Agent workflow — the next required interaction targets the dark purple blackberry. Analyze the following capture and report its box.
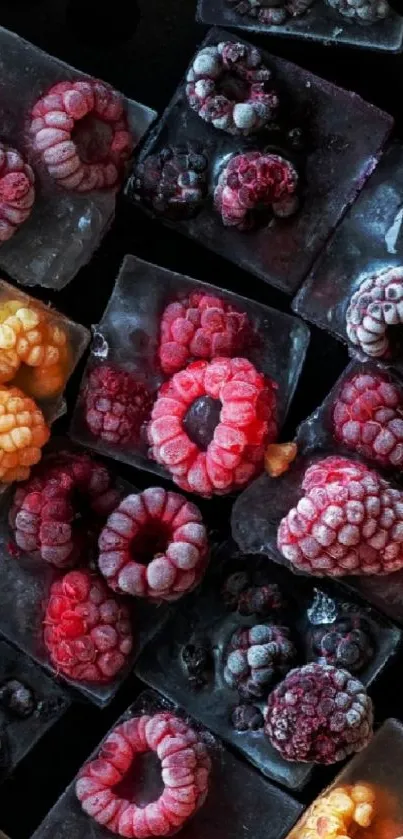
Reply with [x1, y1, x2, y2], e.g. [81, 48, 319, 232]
[183, 396, 222, 451]
[133, 144, 208, 220]
[224, 624, 296, 700]
[309, 615, 375, 675]
[231, 703, 264, 732]
[226, 0, 315, 25]
[0, 679, 36, 718]
[326, 0, 389, 21]
[181, 641, 213, 689]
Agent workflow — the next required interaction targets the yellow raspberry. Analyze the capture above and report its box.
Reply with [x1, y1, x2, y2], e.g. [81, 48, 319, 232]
[327, 791, 355, 820]
[351, 785, 376, 805]
[353, 804, 374, 828]
[0, 385, 49, 482]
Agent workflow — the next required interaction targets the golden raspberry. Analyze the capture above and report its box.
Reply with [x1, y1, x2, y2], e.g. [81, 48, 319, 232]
[0, 386, 50, 482]
[327, 792, 355, 820]
[351, 785, 376, 805]
[0, 302, 70, 398]
[354, 804, 374, 828]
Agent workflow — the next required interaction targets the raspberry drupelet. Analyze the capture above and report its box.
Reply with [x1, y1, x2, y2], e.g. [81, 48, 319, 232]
[30, 79, 132, 192]
[214, 151, 299, 230]
[332, 372, 403, 469]
[148, 357, 277, 497]
[44, 569, 133, 683]
[265, 663, 373, 764]
[76, 711, 211, 837]
[133, 145, 208, 220]
[0, 386, 49, 482]
[309, 615, 375, 675]
[186, 42, 278, 135]
[0, 144, 35, 243]
[224, 623, 296, 699]
[0, 300, 70, 399]
[83, 366, 153, 447]
[98, 487, 209, 601]
[9, 451, 120, 568]
[277, 456, 403, 576]
[159, 292, 253, 376]
[346, 267, 403, 358]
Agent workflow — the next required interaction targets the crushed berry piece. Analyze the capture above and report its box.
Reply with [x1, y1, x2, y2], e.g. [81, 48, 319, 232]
[0, 143, 35, 242]
[133, 144, 208, 219]
[182, 641, 213, 689]
[0, 679, 36, 718]
[231, 703, 264, 731]
[310, 615, 375, 674]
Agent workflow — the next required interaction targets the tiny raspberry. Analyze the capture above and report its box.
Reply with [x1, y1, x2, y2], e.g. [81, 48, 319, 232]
[98, 486, 209, 601]
[346, 267, 403, 358]
[0, 144, 35, 243]
[148, 357, 278, 497]
[277, 456, 403, 576]
[0, 385, 50, 483]
[265, 663, 373, 764]
[9, 451, 120, 568]
[76, 711, 211, 836]
[44, 569, 133, 683]
[309, 615, 375, 674]
[224, 623, 296, 699]
[332, 372, 403, 469]
[83, 365, 153, 446]
[159, 292, 253, 375]
[133, 144, 208, 219]
[214, 151, 299, 230]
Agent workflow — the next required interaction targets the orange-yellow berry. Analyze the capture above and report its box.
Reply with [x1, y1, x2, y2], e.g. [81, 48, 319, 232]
[0, 386, 50, 482]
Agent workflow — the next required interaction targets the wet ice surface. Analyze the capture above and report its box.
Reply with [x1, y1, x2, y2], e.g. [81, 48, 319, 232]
[126, 28, 393, 294]
[0, 25, 156, 289]
[31, 689, 303, 839]
[196, 0, 403, 53]
[135, 550, 400, 790]
[0, 458, 172, 708]
[0, 637, 70, 780]
[70, 253, 309, 481]
[293, 143, 403, 374]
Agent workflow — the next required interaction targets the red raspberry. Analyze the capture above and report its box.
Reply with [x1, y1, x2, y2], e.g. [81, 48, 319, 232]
[148, 357, 277, 497]
[98, 487, 209, 601]
[76, 711, 211, 837]
[159, 292, 252, 375]
[265, 663, 373, 764]
[0, 144, 35, 242]
[9, 451, 120, 568]
[277, 456, 403, 576]
[83, 366, 153, 446]
[332, 372, 403, 468]
[44, 569, 133, 683]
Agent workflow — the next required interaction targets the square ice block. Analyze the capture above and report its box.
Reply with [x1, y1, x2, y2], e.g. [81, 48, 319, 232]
[293, 143, 403, 375]
[0, 637, 70, 782]
[0, 443, 172, 708]
[135, 547, 400, 791]
[69, 253, 309, 483]
[0, 25, 156, 289]
[126, 28, 393, 294]
[31, 689, 303, 839]
[196, 0, 403, 54]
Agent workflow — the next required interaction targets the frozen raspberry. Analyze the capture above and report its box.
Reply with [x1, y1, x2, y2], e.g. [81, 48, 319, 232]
[76, 711, 211, 837]
[346, 267, 403, 358]
[265, 663, 373, 764]
[215, 151, 299, 230]
[98, 487, 209, 601]
[326, 0, 389, 21]
[148, 357, 277, 497]
[83, 365, 153, 446]
[186, 42, 278, 135]
[332, 372, 403, 469]
[0, 386, 49, 483]
[182, 640, 213, 689]
[9, 451, 120, 568]
[44, 569, 133, 683]
[0, 144, 35, 243]
[30, 79, 132, 192]
[277, 456, 403, 576]
[132, 144, 208, 220]
[231, 703, 264, 731]
[309, 615, 375, 674]
[159, 292, 253, 376]
[225, 0, 314, 24]
[224, 623, 296, 699]
[0, 679, 36, 718]
[0, 299, 70, 399]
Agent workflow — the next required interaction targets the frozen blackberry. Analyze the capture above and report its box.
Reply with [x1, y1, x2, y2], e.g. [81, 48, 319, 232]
[231, 703, 264, 731]
[226, 0, 315, 24]
[0, 679, 36, 718]
[133, 144, 208, 220]
[224, 624, 296, 699]
[310, 615, 375, 674]
[182, 640, 213, 689]
[326, 0, 389, 22]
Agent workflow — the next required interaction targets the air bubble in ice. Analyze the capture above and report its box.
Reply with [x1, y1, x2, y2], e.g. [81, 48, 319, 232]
[91, 330, 109, 359]
[307, 589, 337, 625]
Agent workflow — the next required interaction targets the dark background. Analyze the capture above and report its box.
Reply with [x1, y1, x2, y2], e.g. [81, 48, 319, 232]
[0, 1, 402, 836]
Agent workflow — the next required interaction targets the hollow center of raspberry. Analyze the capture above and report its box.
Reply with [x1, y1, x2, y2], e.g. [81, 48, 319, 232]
[72, 114, 113, 164]
[129, 521, 171, 564]
[112, 752, 164, 805]
[183, 396, 222, 450]
[216, 72, 249, 103]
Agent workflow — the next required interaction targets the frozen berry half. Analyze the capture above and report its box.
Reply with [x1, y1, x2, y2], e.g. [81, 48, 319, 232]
[98, 487, 209, 601]
[0, 144, 35, 243]
[83, 365, 153, 447]
[148, 357, 277, 497]
[44, 569, 133, 683]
